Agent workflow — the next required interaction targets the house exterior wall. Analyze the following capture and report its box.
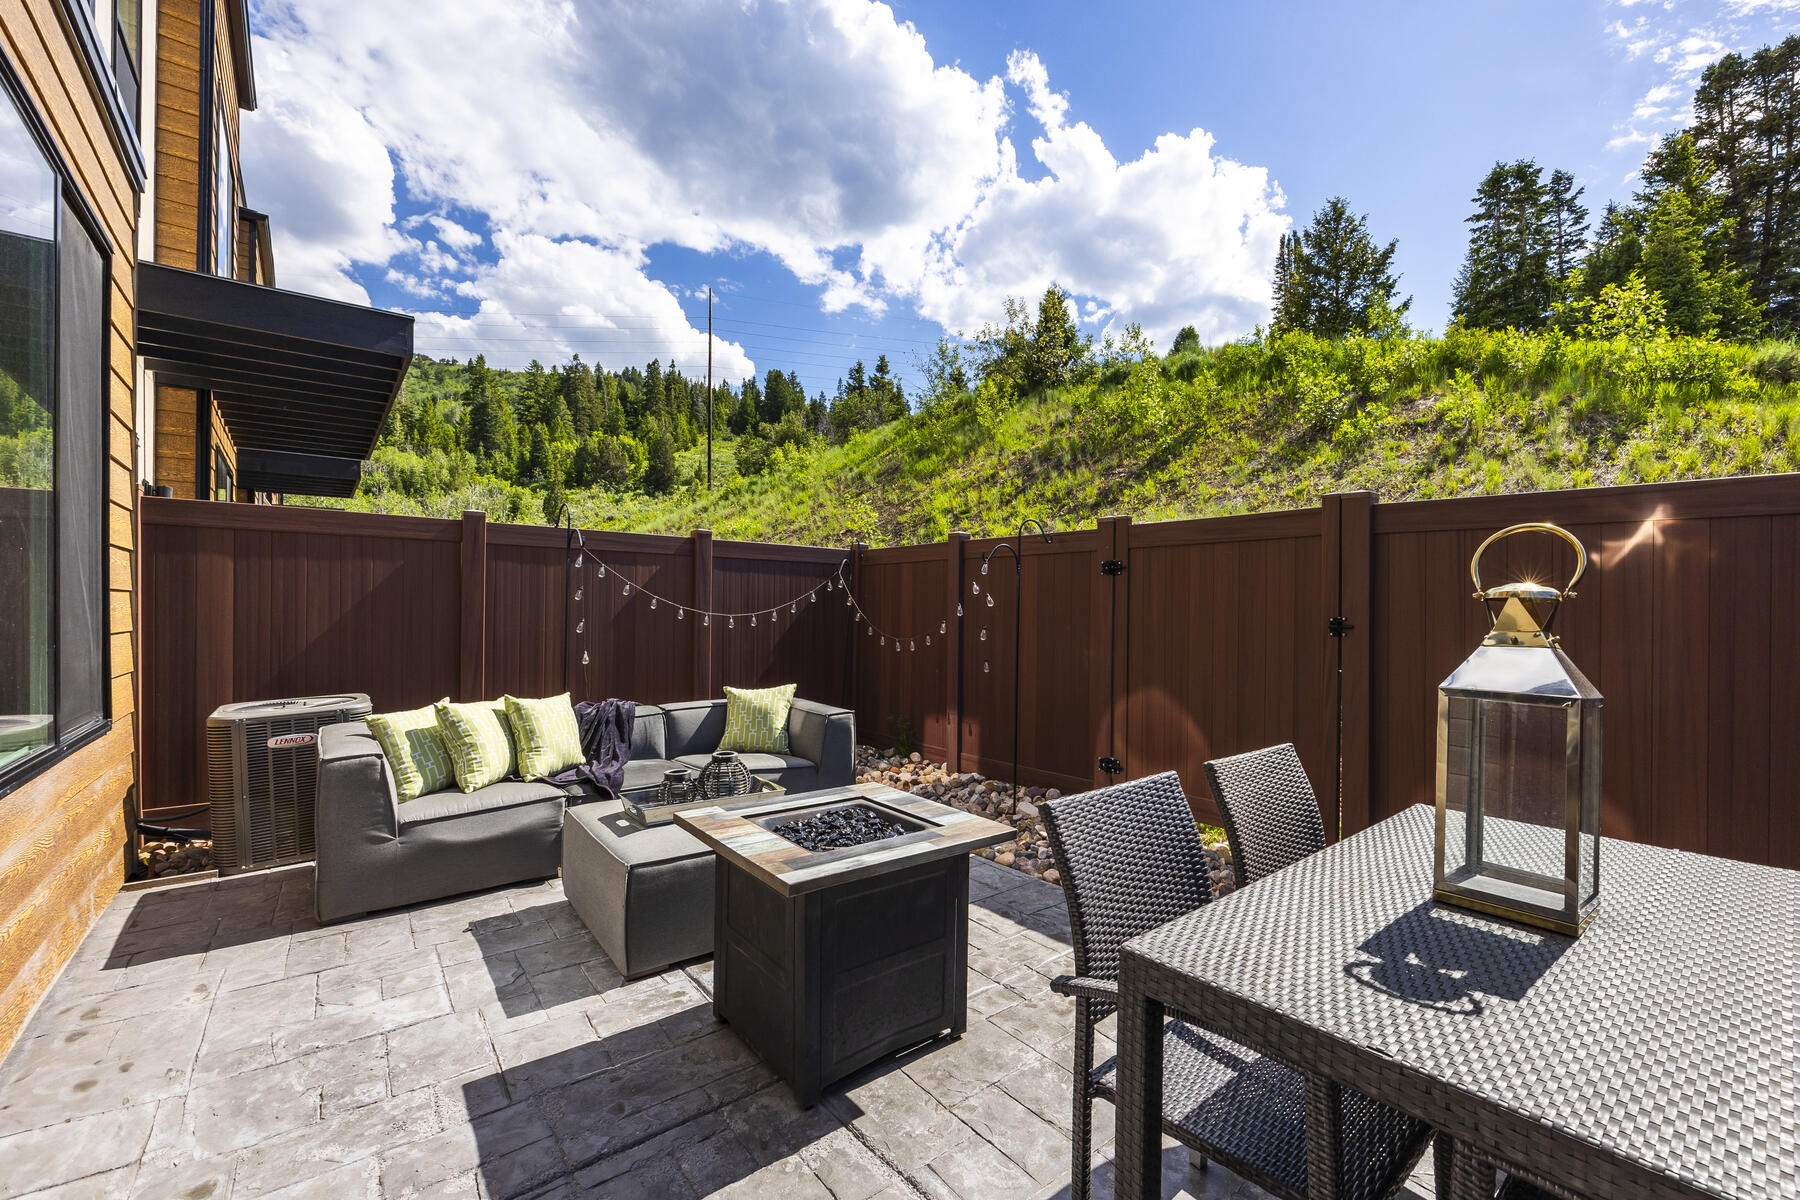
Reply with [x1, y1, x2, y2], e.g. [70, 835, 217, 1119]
[147, 0, 250, 496]
[0, 0, 144, 1057]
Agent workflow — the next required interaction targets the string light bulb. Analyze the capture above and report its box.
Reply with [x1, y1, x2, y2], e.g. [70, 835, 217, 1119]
[574, 588, 583, 601]
[980, 628, 987, 641]
[598, 564, 606, 578]
[940, 621, 947, 635]
[925, 635, 932, 646]
[791, 603, 797, 614]
[650, 598, 657, 610]
[909, 640, 915, 651]
[981, 561, 989, 575]
[728, 617, 735, 628]
[972, 581, 980, 594]
[703, 615, 710, 627]
[750, 614, 756, 626]
[983, 661, 990, 673]
[677, 608, 685, 620]
[957, 603, 964, 618]
[576, 619, 584, 633]
[582, 650, 590, 665]
[622, 583, 631, 597]
[986, 592, 995, 607]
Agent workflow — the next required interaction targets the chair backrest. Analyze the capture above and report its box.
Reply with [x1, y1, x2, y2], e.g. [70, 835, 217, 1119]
[1040, 771, 1213, 984]
[1202, 743, 1326, 889]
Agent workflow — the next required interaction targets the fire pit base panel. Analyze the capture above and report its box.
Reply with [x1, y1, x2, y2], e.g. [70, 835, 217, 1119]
[712, 851, 968, 1107]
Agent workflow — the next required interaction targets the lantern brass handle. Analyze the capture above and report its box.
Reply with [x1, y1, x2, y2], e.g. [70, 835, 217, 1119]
[1469, 522, 1587, 599]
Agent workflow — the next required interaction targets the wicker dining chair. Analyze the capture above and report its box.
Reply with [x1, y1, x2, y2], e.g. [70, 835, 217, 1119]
[1041, 770, 1433, 1200]
[1203, 743, 1328, 890]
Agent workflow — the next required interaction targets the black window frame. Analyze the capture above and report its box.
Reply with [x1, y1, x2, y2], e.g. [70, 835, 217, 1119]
[214, 446, 233, 501]
[0, 50, 117, 800]
[48, 0, 145, 188]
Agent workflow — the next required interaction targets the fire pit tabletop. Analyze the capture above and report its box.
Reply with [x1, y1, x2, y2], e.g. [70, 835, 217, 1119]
[675, 782, 1013, 897]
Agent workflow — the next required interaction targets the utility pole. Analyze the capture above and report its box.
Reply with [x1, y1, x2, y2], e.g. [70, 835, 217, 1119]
[706, 286, 714, 489]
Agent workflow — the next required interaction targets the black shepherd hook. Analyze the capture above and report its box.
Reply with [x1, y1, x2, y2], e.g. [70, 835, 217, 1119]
[980, 519, 1052, 802]
[561, 504, 586, 694]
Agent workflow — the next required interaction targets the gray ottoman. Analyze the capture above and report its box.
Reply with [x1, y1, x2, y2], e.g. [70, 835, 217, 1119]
[562, 800, 714, 978]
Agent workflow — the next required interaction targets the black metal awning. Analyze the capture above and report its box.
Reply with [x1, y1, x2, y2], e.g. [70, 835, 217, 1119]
[136, 262, 413, 497]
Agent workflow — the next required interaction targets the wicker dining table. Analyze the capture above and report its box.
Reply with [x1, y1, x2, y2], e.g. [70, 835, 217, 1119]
[1113, 804, 1800, 1200]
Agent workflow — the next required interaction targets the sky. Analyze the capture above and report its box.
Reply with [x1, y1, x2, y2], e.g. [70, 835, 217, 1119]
[241, 0, 1800, 399]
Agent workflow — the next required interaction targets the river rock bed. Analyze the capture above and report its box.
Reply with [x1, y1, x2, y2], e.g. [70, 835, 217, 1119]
[855, 746, 1234, 896]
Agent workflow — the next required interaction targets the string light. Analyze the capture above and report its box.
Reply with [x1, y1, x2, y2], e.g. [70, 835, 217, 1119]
[566, 546, 969, 662]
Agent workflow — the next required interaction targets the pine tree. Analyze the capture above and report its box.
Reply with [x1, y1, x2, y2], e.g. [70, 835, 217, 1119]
[460, 355, 517, 470]
[1274, 198, 1409, 337]
[1453, 161, 1557, 329]
[1170, 325, 1201, 355]
[1026, 284, 1085, 389]
[642, 430, 677, 494]
[1270, 231, 1303, 333]
[1546, 169, 1590, 281]
[1692, 36, 1800, 328]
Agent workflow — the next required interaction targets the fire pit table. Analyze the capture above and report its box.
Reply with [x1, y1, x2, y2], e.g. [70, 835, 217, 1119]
[676, 782, 1013, 1105]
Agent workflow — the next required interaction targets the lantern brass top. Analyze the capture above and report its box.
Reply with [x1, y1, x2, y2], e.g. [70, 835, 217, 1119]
[1470, 522, 1587, 647]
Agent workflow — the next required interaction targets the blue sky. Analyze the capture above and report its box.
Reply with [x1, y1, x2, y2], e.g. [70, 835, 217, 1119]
[243, 0, 1800, 399]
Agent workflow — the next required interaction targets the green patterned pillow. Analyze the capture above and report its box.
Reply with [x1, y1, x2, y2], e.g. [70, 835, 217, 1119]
[433, 699, 518, 792]
[503, 693, 584, 780]
[718, 683, 796, 755]
[365, 701, 454, 802]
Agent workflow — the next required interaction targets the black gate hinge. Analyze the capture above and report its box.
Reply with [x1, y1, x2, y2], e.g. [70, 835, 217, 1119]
[1098, 756, 1124, 775]
[1100, 559, 1125, 576]
[1327, 615, 1354, 637]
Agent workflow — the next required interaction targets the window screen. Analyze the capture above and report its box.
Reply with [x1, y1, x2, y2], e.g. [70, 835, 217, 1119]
[56, 195, 106, 738]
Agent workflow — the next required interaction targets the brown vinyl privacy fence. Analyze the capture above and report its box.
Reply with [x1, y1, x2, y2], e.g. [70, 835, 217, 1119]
[854, 474, 1800, 869]
[137, 473, 1800, 868]
[138, 499, 850, 824]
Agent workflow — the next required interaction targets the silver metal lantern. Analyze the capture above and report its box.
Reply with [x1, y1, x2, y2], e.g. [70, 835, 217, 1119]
[1434, 523, 1602, 936]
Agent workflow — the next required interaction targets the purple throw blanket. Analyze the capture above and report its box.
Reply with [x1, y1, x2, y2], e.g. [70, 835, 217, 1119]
[545, 698, 634, 799]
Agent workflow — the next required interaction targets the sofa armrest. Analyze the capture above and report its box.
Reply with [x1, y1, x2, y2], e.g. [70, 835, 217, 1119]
[317, 720, 400, 843]
[788, 699, 856, 787]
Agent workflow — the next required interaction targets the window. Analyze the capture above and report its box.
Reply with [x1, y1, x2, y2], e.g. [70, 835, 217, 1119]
[214, 446, 232, 502]
[0, 67, 111, 787]
[86, 0, 141, 128]
[214, 113, 233, 277]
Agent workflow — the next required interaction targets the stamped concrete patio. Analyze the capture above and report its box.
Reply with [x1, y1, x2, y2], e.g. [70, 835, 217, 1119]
[0, 855, 1436, 1200]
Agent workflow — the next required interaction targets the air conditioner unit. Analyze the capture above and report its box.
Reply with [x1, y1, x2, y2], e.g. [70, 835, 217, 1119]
[206, 693, 372, 874]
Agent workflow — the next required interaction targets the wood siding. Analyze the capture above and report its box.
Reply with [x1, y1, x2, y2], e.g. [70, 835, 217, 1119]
[152, 383, 195, 496]
[138, 502, 853, 823]
[0, 0, 141, 1059]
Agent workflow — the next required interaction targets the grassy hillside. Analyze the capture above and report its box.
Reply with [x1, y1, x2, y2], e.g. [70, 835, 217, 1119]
[313, 325, 1800, 546]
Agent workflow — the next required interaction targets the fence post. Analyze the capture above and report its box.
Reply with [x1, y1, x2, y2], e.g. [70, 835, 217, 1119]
[459, 509, 487, 702]
[1322, 491, 1374, 839]
[945, 531, 968, 771]
[692, 529, 713, 699]
[850, 541, 868, 738]
[1091, 515, 1130, 787]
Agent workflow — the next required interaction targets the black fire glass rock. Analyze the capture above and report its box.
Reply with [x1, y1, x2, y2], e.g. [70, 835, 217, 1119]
[769, 804, 908, 851]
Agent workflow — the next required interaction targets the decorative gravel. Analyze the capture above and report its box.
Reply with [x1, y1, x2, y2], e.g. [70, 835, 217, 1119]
[855, 746, 1235, 896]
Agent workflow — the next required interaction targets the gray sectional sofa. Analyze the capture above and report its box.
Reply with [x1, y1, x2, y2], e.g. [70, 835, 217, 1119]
[313, 697, 855, 926]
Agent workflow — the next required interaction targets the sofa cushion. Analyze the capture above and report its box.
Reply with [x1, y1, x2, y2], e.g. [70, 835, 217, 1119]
[365, 702, 454, 802]
[401, 780, 568, 825]
[630, 704, 668, 760]
[621, 757, 683, 794]
[504, 693, 584, 779]
[662, 700, 727, 759]
[435, 699, 517, 792]
[565, 799, 713, 867]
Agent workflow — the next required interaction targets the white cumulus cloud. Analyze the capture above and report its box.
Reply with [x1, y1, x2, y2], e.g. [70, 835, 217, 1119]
[242, 0, 1288, 371]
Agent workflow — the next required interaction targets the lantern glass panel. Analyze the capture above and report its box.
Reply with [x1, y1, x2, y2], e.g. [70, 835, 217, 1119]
[1443, 695, 1574, 894]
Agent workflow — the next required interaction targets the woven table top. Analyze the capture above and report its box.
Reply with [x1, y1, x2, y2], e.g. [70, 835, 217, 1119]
[1123, 805, 1800, 1200]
